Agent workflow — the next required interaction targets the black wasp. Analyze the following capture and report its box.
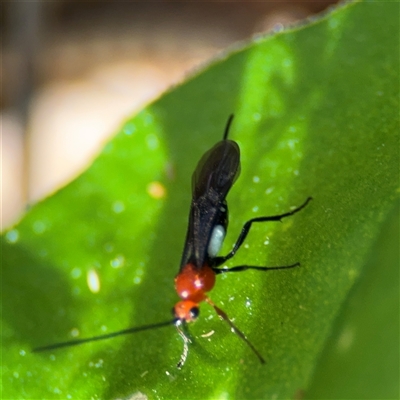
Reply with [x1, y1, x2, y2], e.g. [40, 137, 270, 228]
[34, 115, 311, 368]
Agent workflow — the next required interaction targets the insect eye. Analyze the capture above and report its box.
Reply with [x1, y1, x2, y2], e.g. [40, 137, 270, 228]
[189, 307, 200, 320]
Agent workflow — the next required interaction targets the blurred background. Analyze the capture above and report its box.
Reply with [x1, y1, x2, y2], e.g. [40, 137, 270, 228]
[1, 1, 337, 228]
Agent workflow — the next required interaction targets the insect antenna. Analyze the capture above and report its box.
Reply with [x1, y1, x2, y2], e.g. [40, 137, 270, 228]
[32, 319, 176, 353]
[223, 114, 234, 140]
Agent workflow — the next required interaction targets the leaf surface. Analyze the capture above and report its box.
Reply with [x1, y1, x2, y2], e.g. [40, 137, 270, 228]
[2, 2, 399, 399]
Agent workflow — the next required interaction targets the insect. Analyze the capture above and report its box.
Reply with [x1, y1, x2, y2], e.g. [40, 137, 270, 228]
[33, 115, 311, 368]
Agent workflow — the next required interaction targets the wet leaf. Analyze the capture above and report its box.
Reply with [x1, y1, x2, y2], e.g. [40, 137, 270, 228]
[2, 1, 398, 399]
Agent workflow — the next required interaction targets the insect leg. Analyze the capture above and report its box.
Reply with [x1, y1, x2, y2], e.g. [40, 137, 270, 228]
[212, 197, 312, 267]
[205, 297, 265, 364]
[213, 263, 300, 275]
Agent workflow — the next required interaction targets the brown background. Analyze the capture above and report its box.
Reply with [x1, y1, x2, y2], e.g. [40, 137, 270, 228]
[1, 1, 337, 227]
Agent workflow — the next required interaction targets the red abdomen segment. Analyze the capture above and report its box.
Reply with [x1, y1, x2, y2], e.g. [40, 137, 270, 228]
[174, 264, 216, 322]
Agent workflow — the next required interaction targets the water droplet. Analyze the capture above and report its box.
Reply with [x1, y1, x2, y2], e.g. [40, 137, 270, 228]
[104, 243, 114, 253]
[265, 187, 274, 195]
[144, 113, 154, 126]
[287, 139, 296, 150]
[5, 229, 19, 243]
[283, 58, 292, 67]
[147, 181, 166, 199]
[39, 249, 48, 258]
[328, 18, 339, 29]
[13, 371, 19, 378]
[33, 220, 46, 234]
[112, 201, 125, 214]
[19, 350, 26, 356]
[252, 176, 260, 183]
[70, 328, 79, 337]
[71, 268, 81, 279]
[124, 122, 136, 135]
[252, 206, 259, 213]
[110, 255, 125, 268]
[103, 142, 114, 154]
[72, 286, 81, 296]
[337, 326, 354, 352]
[146, 134, 159, 150]
[87, 269, 100, 293]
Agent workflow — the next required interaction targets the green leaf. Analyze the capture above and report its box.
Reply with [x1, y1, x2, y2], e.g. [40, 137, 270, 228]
[305, 203, 399, 399]
[2, 1, 398, 399]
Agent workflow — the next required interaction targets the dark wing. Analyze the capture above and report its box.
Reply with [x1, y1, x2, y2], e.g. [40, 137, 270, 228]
[192, 140, 241, 199]
[179, 139, 241, 270]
